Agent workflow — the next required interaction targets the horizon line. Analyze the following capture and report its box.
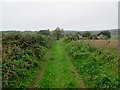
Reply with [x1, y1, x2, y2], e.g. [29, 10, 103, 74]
[0, 28, 118, 32]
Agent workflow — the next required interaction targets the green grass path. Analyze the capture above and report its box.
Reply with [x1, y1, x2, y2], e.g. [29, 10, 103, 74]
[38, 40, 86, 88]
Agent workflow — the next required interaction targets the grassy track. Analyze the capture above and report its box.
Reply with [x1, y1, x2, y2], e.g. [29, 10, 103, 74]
[38, 40, 85, 88]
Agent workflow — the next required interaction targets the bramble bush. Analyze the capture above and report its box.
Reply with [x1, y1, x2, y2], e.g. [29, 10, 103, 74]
[2, 31, 54, 88]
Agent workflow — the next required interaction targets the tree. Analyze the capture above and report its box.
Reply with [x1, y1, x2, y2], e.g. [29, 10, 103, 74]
[76, 32, 82, 35]
[82, 31, 91, 39]
[39, 29, 50, 36]
[92, 34, 97, 39]
[52, 27, 62, 40]
[97, 31, 111, 39]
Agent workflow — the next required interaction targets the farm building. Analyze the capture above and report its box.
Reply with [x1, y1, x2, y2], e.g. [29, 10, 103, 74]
[97, 34, 107, 39]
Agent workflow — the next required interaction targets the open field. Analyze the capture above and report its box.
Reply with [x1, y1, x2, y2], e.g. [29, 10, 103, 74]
[79, 40, 118, 50]
[111, 35, 118, 39]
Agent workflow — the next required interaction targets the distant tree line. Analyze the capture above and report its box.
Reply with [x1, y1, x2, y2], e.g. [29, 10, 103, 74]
[74, 30, 111, 40]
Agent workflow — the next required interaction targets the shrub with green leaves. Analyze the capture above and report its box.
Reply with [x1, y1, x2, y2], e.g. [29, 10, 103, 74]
[2, 31, 53, 88]
[66, 41, 118, 88]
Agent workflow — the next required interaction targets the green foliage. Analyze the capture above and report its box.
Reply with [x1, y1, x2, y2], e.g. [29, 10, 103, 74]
[98, 31, 111, 39]
[63, 34, 77, 43]
[82, 31, 91, 39]
[38, 29, 50, 36]
[92, 34, 98, 39]
[66, 41, 118, 88]
[76, 32, 82, 35]
[52, 27, 63, 40]
[111, 35, 118, 39]
[2, 31, 53, 88]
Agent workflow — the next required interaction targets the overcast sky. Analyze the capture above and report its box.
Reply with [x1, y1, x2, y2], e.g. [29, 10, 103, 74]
[1, 0, 118, 31]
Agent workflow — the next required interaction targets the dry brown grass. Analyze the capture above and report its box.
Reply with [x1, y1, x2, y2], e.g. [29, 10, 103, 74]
[79, 39, 118, 50]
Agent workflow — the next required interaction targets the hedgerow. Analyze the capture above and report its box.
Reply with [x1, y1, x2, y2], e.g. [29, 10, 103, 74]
[2, 31, 53, 88]
[65, 41, 118, 88]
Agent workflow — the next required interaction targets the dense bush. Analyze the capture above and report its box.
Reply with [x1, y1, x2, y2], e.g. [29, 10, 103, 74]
[63, 34, 77, 43]
[2, 31, 53, 88]
[65, 41, 118, 88]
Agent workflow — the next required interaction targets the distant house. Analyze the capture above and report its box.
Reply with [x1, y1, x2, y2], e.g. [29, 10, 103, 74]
[97, 34, 107, 39]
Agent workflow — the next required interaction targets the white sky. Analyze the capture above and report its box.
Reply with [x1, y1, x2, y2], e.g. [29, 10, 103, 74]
[0, 0, 119, 31]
